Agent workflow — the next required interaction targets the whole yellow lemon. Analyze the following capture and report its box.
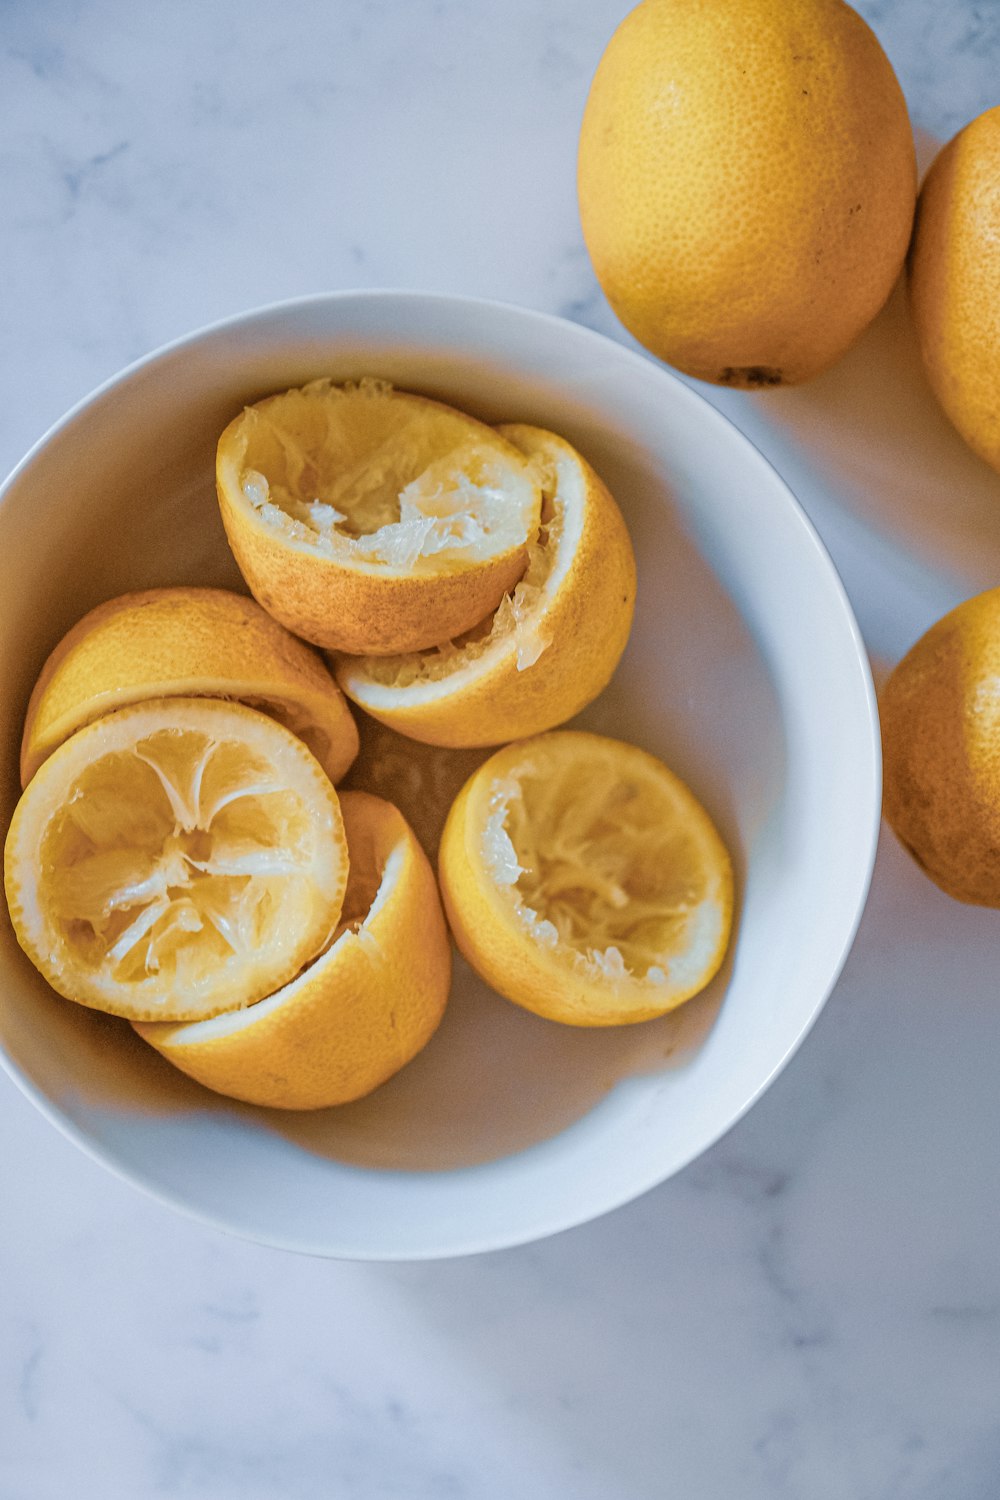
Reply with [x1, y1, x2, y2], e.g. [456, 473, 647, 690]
[577, 0, 916, 387]
[908, 107, 1000, 473]
[881, 587, 1000, 906]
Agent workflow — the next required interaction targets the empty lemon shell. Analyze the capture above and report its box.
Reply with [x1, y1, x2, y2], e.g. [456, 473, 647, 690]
[135, 791, 451, 1109]
[4, 697, 348, 1022]
[216, 377, 542, 655]
[438, 730, 734, 1025]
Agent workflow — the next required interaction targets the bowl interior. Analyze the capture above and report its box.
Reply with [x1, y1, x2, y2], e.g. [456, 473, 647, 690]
[0, 293, 879, 1258]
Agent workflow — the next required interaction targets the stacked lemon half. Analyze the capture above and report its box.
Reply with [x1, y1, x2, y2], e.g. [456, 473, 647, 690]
[3, 377, 734, 1111]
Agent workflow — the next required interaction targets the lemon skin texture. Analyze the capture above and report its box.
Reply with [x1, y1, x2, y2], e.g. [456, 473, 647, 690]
[908, 106, 1000, 474]
[881, 587, 1000, 906]
[578, 0, 916, 386]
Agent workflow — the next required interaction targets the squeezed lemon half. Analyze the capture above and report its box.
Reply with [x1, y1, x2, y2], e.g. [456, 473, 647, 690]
[438, 731, 734, 1025]
[4, 698, 348, 1021]
[216, 378, 542, 655]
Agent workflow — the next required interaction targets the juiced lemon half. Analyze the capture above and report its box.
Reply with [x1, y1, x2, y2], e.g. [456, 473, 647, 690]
[438, 731, 734, 1025]
[19, 586, 359, 788]
[4, 698, 348, 1021]
[216, 378, 541, 655]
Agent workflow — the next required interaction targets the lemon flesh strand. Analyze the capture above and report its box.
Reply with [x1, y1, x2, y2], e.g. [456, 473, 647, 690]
[237, 380, 538, 572]
[42, 728, 323, 990]
[481, 762, 724, 988]
[357, 462, 564, 688]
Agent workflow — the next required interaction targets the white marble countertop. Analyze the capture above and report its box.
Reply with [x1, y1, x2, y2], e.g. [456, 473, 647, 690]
[3, 2, 1000, 1495]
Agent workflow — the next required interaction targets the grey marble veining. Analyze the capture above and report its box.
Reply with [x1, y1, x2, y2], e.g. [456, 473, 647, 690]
[2, 2, 1000, 1496]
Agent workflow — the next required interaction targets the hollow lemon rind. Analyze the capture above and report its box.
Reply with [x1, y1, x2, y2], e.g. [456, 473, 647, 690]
[134, 791, 451, 1108]
[216, 384, 542, 655]
[438, 732, 734, 1027]
[19, 586, 359, 789]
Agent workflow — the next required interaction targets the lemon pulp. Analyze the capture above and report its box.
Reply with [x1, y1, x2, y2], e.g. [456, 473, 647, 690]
[235, 378, 539, 573]
[481, 748, 728, 991]
[43, 728, 325, 990]
[356, 448, 572, 687]
[5, 699, 347, 1019]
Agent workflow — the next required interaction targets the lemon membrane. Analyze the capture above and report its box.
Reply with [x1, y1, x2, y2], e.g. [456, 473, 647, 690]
[133, 792, 451, 1110]
[355, 448, 572, 688]
[437, 732, 733, 1026]
[334, 424, 636, 749]
[4, 699, 348, 1021]
[479, 748, 729, 990]
[145, 817, 399, 1050]
[231, 378, 540, 574]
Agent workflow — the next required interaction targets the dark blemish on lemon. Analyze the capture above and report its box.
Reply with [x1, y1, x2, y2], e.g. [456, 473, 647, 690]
[718, 366, 785, 387]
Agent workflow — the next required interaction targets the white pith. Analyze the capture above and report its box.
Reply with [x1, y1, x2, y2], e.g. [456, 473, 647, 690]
[229, 378, 539, 575]
[340, 446, 582, 703]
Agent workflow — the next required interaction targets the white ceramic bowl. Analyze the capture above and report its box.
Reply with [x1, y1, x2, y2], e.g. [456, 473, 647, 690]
[0, 292, 880, 1259]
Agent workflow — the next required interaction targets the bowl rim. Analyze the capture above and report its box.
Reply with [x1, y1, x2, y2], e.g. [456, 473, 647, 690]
[0, 287, 882, 1260]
